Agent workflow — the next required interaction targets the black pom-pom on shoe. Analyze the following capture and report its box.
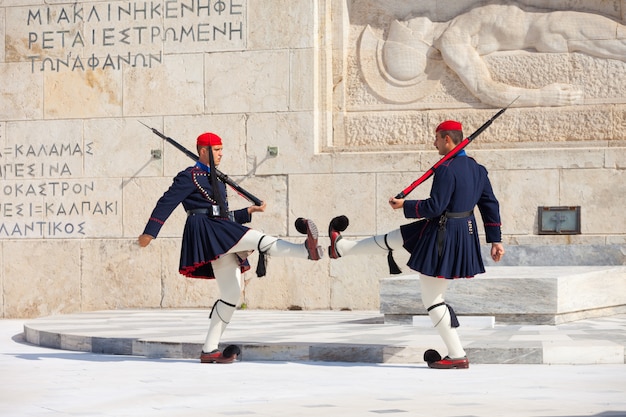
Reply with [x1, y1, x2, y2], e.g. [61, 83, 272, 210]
[330, 215, 349, 232]
[423, 349, 442, 364]
[223, 344, 241, 359]
[295, 217, 308, 234]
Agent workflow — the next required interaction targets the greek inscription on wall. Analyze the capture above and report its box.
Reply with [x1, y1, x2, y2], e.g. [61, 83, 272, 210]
[6, 0, 246, 72]
[0, 122, 117, 238]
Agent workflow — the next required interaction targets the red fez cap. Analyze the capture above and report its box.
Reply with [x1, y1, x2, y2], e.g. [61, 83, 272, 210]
[196, 132, 222, 147]
[436, 120, 463, 132]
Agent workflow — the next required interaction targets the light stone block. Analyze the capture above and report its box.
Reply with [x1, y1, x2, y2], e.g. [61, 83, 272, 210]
[288, 173, 377, 236]
[542, 340, 624, 365]
[3, 240, 81, 318]
[242, 252, 331, 310]
[247, 112, 332, 175]
[160, 239, 219, 309]
[0, 7, 4, 62]
[123, 54, 205, 116]
[376, 172, 432, 234]
[606, 147, 626, 169]
[204, 50, 290, 114]
[0, 62, 43, 120]
[43, 69, 123, 119]
[290, 48, 314, 112]
[85, 117, 163, 178]
[0, 242, 4, 316]
[507, 148, 606, 170]
[562, 169, 626, 234]
[248, 0, 313, 50]
[329, 254, 389, 311]
[81, 239, 162, 310]
[558, 268, 626, 312]
[122, 177, 184, 239]
[490, 169, 560, 235]
[226, 175, 288, 236]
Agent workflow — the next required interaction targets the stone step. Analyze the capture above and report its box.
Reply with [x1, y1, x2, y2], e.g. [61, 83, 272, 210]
[380, 266, 626, 325]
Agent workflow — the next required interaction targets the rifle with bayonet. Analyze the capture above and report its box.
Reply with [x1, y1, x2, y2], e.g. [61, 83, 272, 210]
[139, 121, 263, 206]
[395, 97, 518, 199]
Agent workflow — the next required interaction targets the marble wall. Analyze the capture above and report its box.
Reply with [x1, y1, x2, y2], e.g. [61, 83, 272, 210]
[0, 0, 624, 318]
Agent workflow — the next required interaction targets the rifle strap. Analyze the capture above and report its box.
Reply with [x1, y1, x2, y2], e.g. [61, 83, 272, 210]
[208, 146, 228, 217]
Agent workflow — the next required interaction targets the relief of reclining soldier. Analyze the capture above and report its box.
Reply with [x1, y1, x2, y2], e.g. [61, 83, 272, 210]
[359, 3, 626, 108]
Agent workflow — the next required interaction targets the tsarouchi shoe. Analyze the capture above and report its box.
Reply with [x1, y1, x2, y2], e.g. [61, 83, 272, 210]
[299, 218, 323, 260]
[328, 215, 349, 259]
[427, 356, 469, 369]
[200, 347, 238, 364]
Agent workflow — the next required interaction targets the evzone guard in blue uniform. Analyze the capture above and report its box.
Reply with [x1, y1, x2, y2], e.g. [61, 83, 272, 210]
[328, 120, 505, 369]
[138, 132, 323, 364]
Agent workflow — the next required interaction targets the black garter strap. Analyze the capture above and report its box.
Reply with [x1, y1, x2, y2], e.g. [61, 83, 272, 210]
[427, 302, 460, 328]
[210, 299, 237, 324]
[384, 234, 402, 275]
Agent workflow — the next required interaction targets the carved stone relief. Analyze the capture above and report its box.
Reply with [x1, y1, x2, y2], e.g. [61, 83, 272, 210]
[331, 1, 626, 150]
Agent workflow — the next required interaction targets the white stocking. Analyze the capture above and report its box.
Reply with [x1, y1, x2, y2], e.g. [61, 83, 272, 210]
[420, 274, 466, 359]
[335, 228, 403, 257]
[229, 229, 309, 259]
[202, 254, 242, 353]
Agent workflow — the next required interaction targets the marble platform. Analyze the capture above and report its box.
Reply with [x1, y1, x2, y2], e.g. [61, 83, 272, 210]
[21, 309, 626, 365]
[380, 266, 626, 325]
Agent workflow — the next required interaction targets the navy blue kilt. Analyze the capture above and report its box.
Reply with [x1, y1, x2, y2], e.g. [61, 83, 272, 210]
[400, 215, 485, 279]
[179, 216, 251, 279]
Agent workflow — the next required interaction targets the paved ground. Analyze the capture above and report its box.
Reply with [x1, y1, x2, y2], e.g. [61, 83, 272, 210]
[2, 311, 626, 416]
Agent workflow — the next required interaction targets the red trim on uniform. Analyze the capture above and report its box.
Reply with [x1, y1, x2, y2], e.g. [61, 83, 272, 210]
[437, 275, 475, 279]
[149, 217, 165, 225]
[179, 260, 251, 279]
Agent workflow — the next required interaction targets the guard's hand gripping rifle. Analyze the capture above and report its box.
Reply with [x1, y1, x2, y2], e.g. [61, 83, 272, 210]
[139, 121, 263, 206]
[395, 97, 518, 199]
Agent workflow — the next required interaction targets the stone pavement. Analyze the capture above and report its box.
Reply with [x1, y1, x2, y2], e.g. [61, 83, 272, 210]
[1, 315, 626, 417]
[20, 309, 626, 365]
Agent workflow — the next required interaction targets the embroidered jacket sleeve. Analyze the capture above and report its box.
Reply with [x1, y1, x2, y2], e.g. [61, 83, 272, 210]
[476, 166, 502, 243]
[232, 207, 251, 224]
[402, 162, 454, 219]
[142, 170, 195, 238]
